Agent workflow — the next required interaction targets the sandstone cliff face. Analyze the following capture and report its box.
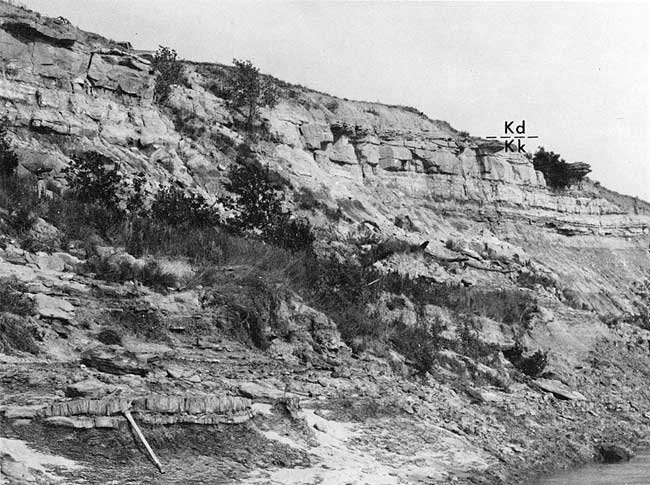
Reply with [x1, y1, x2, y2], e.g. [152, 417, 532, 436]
[1, 1, 649, 317]
[2, 2, 645, 230]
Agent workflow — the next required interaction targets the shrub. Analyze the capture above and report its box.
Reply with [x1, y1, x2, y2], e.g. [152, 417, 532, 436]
[126, 171, 147, 216]
[0, 176, 44, 235]
[0, 313, 39, 354]
[267, 218, 314, 253]
[151, 45, 184, 103]
[222, 155, 313, 252]
[456, 315, 498, 362]
[64, 151, 124, 213]
[325, 99, 339, 111]
[0, 124, 18, 181]
[533, 147, 591, 189]
[109, 303, 167, 341]
[97, 328, 122, 345]
[45, 197, 118, 245]
[0, 278, 33, 316]
[226, 59, 279, 130]
[150, 184, 219, 228]
[200, 275, 286, 349]
[503, 342, 548, 377]
[458, 130, 470, 139]
[390, 321, 438, 376]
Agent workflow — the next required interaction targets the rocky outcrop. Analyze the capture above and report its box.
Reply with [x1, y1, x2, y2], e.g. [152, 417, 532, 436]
[0, 1, 646, 239]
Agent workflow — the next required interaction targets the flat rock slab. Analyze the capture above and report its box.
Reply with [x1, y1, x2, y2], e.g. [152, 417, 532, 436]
[80, 345, 150, 376]
[534, 378, 587, 401]
[65, 378, 119, 398]
[33, 253, 65, 272]
[32, 293, 75, 321]
[239, 382, 299, 402]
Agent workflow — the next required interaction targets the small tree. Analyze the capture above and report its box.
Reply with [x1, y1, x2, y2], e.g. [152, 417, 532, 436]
[151, 45, 183, 103]
[223, 162, 284, 235]
[533, 147, 591, 189]
[227, 59, 279, 130]
[0, 125, 18, 181]
[64, 151, 124, 212]
[222, 150, 313, 251]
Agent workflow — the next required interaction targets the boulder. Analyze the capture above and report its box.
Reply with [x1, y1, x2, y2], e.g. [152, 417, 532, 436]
[300, 123, 333, 149]
[53, 252, 82, 269]
[32, 293, 75, 321]
[356, 142, 380, 166]
[378, 145, 412, 171]
[328, 136, 358, 165]
[534, 378, 587, 401]
[566, 162, 592, 180]
[425, 150, 462, 175]
[26, 218, 61, 250]
[275, 294, 345, 351]
[80, 345, 150, 376]
[65, 378, 117, 398]
[34, 252, 65, 272]
[0, 457, 37, 483]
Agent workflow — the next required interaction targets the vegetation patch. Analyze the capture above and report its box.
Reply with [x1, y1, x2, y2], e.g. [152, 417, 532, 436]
[503, 342, 548, 377]
[533, 147, 591, 189]
[107, 302, 167, 342]
[151, 45, 184, 103]
[0, 313, 39, 354]
[0, 278, 34, 316]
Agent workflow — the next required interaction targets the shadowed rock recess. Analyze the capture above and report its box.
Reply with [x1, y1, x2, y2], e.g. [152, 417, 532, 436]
[1, 2, 650, 484]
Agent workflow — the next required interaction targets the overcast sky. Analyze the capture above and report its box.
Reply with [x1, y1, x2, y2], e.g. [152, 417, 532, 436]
[21, 0, 650, 201]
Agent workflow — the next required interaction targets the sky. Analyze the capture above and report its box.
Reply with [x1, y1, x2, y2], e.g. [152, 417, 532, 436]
[21, 0, 650, 201]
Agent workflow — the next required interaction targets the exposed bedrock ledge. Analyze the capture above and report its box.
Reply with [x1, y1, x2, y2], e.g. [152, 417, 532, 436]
[1, 19, 76, 47]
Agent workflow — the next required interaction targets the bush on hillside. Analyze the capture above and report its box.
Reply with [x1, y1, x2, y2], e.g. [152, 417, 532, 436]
[503, 342, 548, 377]
[0, 175, 44, 235]
[0, 314, 39, 355]
[151, 45, 184, 103]
[222, 153, 314, 252]
[61, 151, 126, 239]
[150, 184, 219, 228]
[533, 147, 591, 189]
[390, 321, 439, 376]
[0, 124, 18, 181]
[225, 59, 279, 130]
[64, 151, 124, 212]
[0, 278, 34, 316]
[108, 303, 167, 341]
